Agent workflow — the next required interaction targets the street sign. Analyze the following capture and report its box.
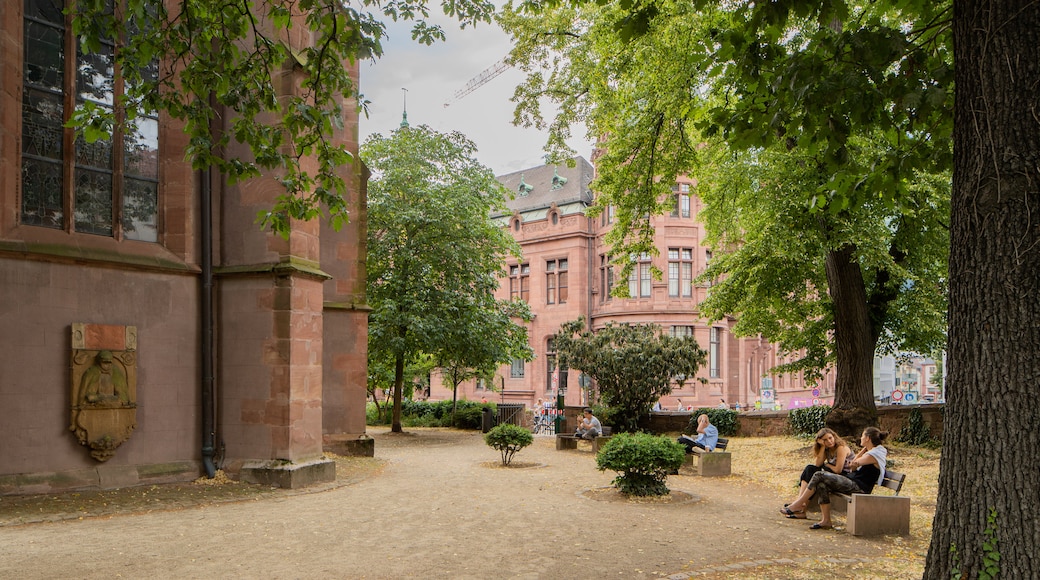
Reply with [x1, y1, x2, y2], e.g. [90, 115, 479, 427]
[904, 392, 917, 403]
[812, 388, 820, 397]
[891, 390, 904, 402]
[812, 398, 821, 406]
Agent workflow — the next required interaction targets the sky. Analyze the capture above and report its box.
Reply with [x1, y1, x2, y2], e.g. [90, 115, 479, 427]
[358, 14, 595, 176]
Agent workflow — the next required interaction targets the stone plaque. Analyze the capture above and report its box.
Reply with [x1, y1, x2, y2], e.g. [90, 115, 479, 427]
[69, 324, 138, 461]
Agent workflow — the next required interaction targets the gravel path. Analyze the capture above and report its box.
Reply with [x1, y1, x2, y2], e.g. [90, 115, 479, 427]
[0, 428, 893, 579]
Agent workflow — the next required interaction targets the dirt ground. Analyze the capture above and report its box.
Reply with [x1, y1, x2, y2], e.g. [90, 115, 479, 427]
[0, 428, 923, 579]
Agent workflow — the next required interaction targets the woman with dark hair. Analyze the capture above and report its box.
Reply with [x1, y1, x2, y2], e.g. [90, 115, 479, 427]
[780, 427, 889, 530]
[781, 428, 852, 519]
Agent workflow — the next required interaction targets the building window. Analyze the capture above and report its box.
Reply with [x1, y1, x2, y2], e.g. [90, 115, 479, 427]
[509, 263, 530, 302]
[546, 258, 568, 304]
[599, 254, 614, 302]
[668, 248, 694, 297]
[22, 0, 159, 240]
[671, 325, 694, 338]
[511, 358, 525, 378]
[710, 327, 721, 378]
[475, 378, 486, 390]
[513, 219, 521, 231]
[546, 336, 569, 393]
[601, 204, 615, 226]
[703, 249, 714, 287]
[551, 212, 559, 225]
[628, 253, 652, 298]
[670, 184, 691, 218]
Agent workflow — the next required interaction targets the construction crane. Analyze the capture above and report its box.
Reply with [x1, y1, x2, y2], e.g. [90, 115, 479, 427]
[442, 58, 510, 108]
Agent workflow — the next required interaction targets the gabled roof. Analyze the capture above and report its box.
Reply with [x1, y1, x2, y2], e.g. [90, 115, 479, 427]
[495, 156, 595, 217]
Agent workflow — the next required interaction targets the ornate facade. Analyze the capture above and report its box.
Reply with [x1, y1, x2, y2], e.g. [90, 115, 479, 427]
[432, 157, 835, 411]
[1, 2, 369, 494]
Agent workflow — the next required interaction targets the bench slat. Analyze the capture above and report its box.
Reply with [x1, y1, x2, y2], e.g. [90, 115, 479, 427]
[881, 470, 906, 495]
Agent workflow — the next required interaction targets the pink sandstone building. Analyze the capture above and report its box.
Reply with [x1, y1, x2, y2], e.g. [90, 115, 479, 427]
[1, 2, 370, 494]
[432, 157, 835, 412]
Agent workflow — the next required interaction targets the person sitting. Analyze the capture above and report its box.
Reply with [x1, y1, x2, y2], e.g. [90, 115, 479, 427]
[677, 413, 719, 453]
[781, 428, 852, 519]
[575, 408, 602, 439]
[780, 427, 889, 530]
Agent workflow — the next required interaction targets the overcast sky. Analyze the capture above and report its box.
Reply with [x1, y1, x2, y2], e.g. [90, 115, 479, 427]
[358, 14, 595, 176]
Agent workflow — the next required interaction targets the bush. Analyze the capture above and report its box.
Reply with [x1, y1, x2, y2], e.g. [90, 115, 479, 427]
[686, 408, 738, 436]
[484, 424, 534, 465]
[596, 433, 686, 496]
[365, 399, 492, 430]
[789, 405, 831, 437]
[895, 407, 935, 446]
[452, 402, 491, 430]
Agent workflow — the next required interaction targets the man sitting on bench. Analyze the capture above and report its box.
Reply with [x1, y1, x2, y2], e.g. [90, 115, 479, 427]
[575, 408, 602, 440]
[677, 414, 718, 453]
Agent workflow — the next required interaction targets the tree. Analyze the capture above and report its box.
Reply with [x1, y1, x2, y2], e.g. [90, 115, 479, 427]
[366, 349, 434, 422]
[695, 141, 949, 433]
[499, 0, 953, 434]
[922, 1, 1040, 578]
[507, 0, 1040, 576]
[70, 0, 496, 236]
[435, 296, 533, 421]
[554, 318, 706, 433]
[362, 124, 531, 433]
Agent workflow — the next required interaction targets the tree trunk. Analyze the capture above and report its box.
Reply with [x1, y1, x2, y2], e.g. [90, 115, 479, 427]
[823, 244, 878, 436]
[924, 1, 1040, 577]
[392, 353, 405, 433]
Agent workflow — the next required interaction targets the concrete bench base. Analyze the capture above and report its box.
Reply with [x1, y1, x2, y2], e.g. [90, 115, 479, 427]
[839, 493, 911, 536]
[555, 434, 613, 452]
[683, 451, 732, 476]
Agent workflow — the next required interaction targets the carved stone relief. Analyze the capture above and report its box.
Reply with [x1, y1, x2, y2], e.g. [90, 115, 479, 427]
[69, 324, 138, 461]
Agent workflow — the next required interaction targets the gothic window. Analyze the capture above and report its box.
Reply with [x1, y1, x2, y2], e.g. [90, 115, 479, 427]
[22, 0, 159, 241]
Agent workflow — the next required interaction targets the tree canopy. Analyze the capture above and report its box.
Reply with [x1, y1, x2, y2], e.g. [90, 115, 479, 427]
[70, 0, 496, 235]
[362, 124, 532, 432]
[554, 318, 706, 433]
[499, 0, 953, 432]
[503, 0, 1040, 577]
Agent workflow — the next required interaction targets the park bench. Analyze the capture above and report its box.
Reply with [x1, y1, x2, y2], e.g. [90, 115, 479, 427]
[831, 470, 910, 536]
[682, 437, 731, 476]
[804, 469, 910, 536]
[556, 426, 613, 452]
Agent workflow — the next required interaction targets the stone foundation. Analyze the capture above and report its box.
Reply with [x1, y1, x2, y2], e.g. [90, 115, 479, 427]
[239, 458, 336, 489]
[323, 435, 375, 457]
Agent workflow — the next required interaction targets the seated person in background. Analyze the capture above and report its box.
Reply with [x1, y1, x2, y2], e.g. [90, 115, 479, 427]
[781, 428, 852, 519]
[677, 414, 719, 453]
[575, 408, 602, 439]
[780, 427, 889, 530]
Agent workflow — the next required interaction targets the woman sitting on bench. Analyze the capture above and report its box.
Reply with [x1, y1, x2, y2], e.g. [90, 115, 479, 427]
[780, 427, 889, 530]
[782, 428, 852, 518]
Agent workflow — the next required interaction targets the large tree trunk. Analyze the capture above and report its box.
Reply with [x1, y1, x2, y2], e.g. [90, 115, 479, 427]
[924, 1, 1040, 578]
[823, 244, 878, 436]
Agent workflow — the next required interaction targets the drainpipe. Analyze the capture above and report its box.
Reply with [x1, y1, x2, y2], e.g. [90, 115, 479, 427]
[200, 164, 216, 478]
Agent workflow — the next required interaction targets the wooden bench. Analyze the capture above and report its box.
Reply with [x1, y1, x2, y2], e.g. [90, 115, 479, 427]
[683, 437, 731, 476]
[813, 470, 910, 536]
[556, 426, 613, 452]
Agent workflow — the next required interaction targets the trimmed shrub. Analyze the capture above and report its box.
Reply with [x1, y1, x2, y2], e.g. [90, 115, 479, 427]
[484, 423, 534, 465]
[596, 433, 686, 496]
[686, 408, 738, 436]
[789, 405, 831, 437]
